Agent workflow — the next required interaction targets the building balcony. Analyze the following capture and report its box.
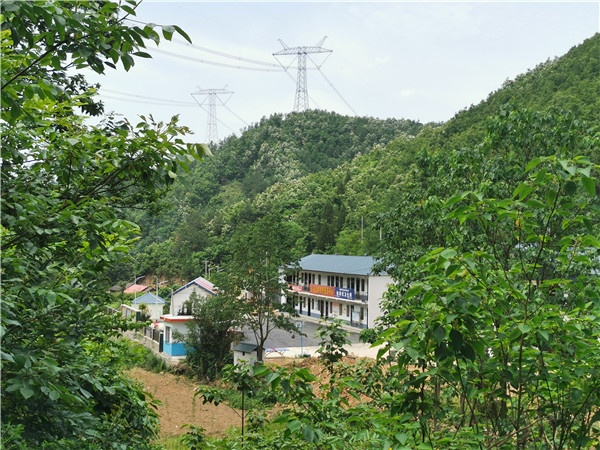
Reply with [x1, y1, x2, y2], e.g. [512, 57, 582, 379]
[288, 284, 368, 303]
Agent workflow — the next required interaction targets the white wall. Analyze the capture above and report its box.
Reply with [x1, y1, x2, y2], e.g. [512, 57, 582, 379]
[164, 321, 189, 343]
[233, 350, 258, 365]
[147, 303, 164, 321]
[367, 275, 394, 329]
[170, 285, 213, 315]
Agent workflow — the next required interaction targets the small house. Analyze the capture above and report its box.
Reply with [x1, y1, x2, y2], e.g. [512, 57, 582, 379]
[131, 292, 166, 322]
[233, 342, 258, 365]
[160, 276, 218, 357]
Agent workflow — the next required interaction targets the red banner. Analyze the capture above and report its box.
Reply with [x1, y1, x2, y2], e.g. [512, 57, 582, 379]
[309, 284, 335, 297]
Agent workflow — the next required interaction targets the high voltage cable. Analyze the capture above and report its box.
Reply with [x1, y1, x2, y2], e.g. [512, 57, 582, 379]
[314, 65, 357, 115]
[99, 93, 198, 107]
[219, 100, 249, 127]
[101, 93, 241, 134]
[147, 47, 284, 72]
[172, 38, 281, 68]
[121, 17, 350, 117]
[125, 18, 310, 71]
[101, 88, 197, 105]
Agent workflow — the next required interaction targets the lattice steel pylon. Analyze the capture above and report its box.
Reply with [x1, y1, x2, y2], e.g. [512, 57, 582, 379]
[273, 36, 332, 112]
[191, 86, 234, 144]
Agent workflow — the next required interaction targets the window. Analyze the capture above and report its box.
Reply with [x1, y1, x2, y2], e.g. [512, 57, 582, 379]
[165, 326, 171, 343]
[362, 279, 366, 291]
[318, 274, 321, 284]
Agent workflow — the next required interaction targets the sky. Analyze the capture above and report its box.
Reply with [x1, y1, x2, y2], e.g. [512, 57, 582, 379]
[85, 1, 600, 143]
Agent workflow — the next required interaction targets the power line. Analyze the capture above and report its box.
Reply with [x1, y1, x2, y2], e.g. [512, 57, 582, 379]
[147, 47, 283, 72]
[172, 38, 281, 68]
[101, 88, 197, 105]
[98, 93, 197, 107]
[314, 65, 357, 116]
[219, 100, 249, 127]
[125, 18, 311, 72]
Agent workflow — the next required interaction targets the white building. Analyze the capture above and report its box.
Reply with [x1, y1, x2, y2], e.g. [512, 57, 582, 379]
[160, 276, 217, 357]
[131, 292, 166, 322]
[283, 254, 393, 329]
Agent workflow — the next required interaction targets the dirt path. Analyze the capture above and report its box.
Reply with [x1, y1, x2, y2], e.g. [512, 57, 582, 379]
[128, 368, 242, 437]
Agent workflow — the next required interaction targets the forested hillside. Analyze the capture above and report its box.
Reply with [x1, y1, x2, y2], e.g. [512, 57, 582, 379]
[195, 33, 599, 447]
[3, 1, 597, 446]
[123, 111, 426, 280]
[121, 33, 599, 284]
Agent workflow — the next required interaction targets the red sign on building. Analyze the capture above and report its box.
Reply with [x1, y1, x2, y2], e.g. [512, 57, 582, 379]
[309, 284, 335, 297]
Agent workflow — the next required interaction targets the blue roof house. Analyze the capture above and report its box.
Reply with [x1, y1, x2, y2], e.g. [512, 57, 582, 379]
[131, 292, 166, 322]
[160, 276, 218, 357]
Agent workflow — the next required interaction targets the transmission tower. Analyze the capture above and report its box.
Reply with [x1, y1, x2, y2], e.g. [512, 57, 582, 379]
[273, 36, 332, 112]
[191, 86, 234, 143]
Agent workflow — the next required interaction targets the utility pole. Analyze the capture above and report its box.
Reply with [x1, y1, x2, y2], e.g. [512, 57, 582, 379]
[191, 86, 234, 144]
[133, 275, 145, 300]
[273, 36, 332, 112]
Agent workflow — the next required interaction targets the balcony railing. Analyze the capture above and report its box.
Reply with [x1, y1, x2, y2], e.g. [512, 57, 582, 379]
[290, 284, 368, 302]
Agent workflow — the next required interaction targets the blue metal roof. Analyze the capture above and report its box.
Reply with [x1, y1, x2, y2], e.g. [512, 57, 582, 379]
[297, 254, 385, 276]
[131, 292, 166, 305]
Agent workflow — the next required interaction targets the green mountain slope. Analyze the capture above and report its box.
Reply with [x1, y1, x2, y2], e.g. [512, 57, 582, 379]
[122, 33, 599, 282]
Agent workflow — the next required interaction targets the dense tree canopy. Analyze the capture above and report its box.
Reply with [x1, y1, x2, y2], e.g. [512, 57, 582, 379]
[119, 35, 599, 284]
[1, 1, 206, 447]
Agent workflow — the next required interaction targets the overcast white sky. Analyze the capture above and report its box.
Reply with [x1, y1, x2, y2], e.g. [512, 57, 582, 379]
[85, 1, 599, 143]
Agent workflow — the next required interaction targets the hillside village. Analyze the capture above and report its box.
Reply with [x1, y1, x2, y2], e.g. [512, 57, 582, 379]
[2, 1, 598, 448]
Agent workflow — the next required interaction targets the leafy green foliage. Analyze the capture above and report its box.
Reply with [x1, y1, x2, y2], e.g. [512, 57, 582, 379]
[195, 106, 599, 449]
[316, 319, 351, 369]
[228, 212, 303, 362]
[183, 290, 243, 379]
[1, 2, 204, 447]
[121, 111, 426, 279]
[374, 106, 600, 448]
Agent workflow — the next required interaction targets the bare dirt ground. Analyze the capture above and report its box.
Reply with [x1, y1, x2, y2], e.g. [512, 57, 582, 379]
[128, 356, 371, 439]
[128, 368, 242, 437]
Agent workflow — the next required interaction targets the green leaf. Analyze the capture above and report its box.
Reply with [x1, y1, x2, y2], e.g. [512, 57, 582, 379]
[405, 284, 423, 299]
[121, 53, 134, 71]
[432, 325, 446, 344]
[174, 25, 192, 43]
[563, 180, 577, 195]
[302, 424, 315, 443]
[545, 189, 557, 207]
[252, 364, 269, 377]
[582, 176, 595, 196]
[518, 323, 532, 335]
[20, 385, 34, 399]
[161, 25, 174, 40]
[440, 248, 457, 260]
[444, 192, 466, 208]
[121, 4, 136, 15]
[288, 419, 302, 432]
[449, 329, 463, 351]
[525, 157, 542, 172]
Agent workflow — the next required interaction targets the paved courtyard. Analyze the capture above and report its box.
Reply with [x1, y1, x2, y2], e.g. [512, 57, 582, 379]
[239, 317, 382, 359]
